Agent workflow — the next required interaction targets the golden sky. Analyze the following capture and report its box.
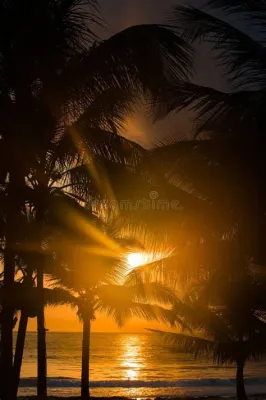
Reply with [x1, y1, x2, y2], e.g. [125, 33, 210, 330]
[25, 306, 164, 333]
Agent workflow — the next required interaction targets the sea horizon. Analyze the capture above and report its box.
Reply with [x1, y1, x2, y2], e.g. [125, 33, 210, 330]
[17, 332, 266, 398]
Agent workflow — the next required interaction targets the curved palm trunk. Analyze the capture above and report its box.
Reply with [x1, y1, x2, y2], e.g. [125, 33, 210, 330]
[37, 267, 47, 398]
[81, 313, 91, 399]
[236, 362, 247, 400]
[13, 310, 28, 397]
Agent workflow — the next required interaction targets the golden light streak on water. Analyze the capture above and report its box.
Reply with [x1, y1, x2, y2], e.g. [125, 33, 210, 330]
[121, 335, 145, 381]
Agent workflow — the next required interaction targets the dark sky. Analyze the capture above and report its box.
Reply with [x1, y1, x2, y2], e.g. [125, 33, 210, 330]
[100, 0, 175, 34]
[95, 0, 224, 146]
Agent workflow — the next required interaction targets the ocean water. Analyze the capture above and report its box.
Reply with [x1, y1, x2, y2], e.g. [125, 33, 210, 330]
[17, 332, 266, 398]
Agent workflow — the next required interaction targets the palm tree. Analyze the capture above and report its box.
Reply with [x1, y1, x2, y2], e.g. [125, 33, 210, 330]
[0, 1, 192, 397]
[152, 300, 266, 400]
[155, 2, 266, 259]
[24, 127, 159, 396]
[0, 273, 76, 397]
[148, 2, 266, 266]
[0, 195, 78, 398]
[151, 239, 266, 400]
[48, 212, 177, 399]
[12, 283, 76, 398]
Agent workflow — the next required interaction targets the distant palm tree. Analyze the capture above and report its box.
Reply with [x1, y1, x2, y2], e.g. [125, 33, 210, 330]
[152, 280, 266, 400]
[152, 301, 266, 400]
[49, 217, 176, 399]
[0, 1, 192, 397]
[151, 244, 266, 400]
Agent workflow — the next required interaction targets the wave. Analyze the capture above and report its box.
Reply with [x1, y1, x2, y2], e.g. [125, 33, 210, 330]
[19, 377, 266, 388]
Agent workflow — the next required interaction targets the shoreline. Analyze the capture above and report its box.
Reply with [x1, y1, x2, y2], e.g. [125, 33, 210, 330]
[18, 395, 266, 400]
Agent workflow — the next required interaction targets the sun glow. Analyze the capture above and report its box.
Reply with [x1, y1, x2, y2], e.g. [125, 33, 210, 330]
[127, 252, 149, 268]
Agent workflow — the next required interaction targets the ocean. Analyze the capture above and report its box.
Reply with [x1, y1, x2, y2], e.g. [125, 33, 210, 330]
[17, 332, 266, 398]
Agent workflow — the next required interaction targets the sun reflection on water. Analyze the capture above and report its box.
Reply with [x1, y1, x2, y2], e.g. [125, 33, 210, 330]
[121, 335, 145, 381]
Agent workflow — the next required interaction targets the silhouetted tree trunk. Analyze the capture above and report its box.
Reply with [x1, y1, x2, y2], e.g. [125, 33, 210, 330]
[236, 362, 247, 400]
[1, 172, 24, 400]
[81, 313, 91, 399]
[0, 247, 15, 400]
[35, 194, 47, 398]
[13, 310, 28, 397]
[37, 266, 47, 398]
[13, 271, 34, 397]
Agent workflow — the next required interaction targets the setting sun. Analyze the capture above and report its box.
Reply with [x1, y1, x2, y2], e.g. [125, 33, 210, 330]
[127, 253, 148, 268]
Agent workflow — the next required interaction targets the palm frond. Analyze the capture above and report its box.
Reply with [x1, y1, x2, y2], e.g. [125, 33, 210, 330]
[203, 0, 266, 16]
[125, 254, 179, 287]
[97, 282, 176, 307]
[149, 328, 266, 364]
[149, 329, 216, 358]
[171, 6, 266, 88]
[66, 24, 193, 108]
[156, 82, 266, 137]
[43, 287, 78, 308]
[95, 299, 179, 327]
[68, 87, 138, 132]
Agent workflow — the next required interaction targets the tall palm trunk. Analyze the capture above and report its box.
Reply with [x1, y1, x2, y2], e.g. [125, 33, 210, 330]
[81, 312, 91, 399]
[236, 362, 247, 400]
[1, 248, 15, 400]
[35, 190, 47, 398]
[37, 266, 47, 398]
[13, 310, 28, 397]
[13, 271, 33, 397]
[1, 172, 23, 400]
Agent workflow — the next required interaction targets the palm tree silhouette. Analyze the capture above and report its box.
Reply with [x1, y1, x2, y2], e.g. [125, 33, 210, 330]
[48, 209, 176, 399]
[152, 294, 266, 400]
[54, 275, 175, 399]
[151, 239, 266, 400]
[0, 275, 76, 397]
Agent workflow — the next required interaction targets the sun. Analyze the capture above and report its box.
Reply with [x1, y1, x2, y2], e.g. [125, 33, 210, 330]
[127, 252, 148, 268]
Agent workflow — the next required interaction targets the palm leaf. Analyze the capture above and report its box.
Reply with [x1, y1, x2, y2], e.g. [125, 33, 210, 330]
[149, 329, 266, 364]
[203, 0, 266, 16]
[95, 299, 178, 327]
[63, 24, 193, 112]
[97, 282, 176, 307]
[171, 6, 266, 88]
[149, 329, 216, 358]
[43, 287, 78, 308]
